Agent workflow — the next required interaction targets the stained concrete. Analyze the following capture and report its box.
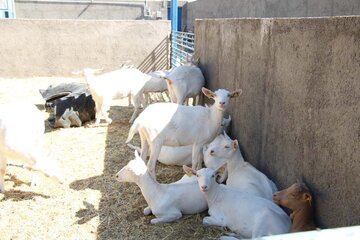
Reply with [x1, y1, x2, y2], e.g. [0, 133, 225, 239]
[0, 19, 170, 77]
[196, 16, 360, 228]
[15, 1, 168, 20]
[185, 0, 360, 31]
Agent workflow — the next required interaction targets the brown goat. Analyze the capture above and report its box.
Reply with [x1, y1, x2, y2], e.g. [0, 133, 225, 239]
[272, 181, 317, 232]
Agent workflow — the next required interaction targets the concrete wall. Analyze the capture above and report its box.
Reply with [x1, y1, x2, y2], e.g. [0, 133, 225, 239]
[185, 0, 360, 31]
[15, 0, 168, 20]
[0, 19, 170, 77]
[195, 16, 360, 228]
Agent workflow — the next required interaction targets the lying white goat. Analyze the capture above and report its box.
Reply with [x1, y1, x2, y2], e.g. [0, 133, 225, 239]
[115, 150, 207, 224]
[204, 132, 278, 200]
[0, 103, 64, 192]
[126, 87, 242, 179]
[165, 65, 205, 105]
[183, 165, 291, 238]
[76, 66, 152, 125]
[126, 115, 232, 167]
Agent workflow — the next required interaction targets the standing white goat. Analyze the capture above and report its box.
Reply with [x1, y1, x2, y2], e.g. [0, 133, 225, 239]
[204, 133, 278, 200]
[165, 65, 205, 105]
[0, 103, 64, 192]
[126, 87, 242, 179]
[142, 69, 172, 104]
[115, 150, 207, 224]
[78, 67, 152, 125]
[183, 165, 291, 238]
[126, 115, 232, 167]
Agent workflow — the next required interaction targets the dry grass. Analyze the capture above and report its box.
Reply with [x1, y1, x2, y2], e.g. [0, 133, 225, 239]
[0, 77, 223, 240]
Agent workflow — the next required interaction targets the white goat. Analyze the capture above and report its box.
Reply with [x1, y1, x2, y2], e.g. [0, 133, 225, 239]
[204, 133, 278, 200]
[0, 103, 64, 192]
[126, 115, 232, 167]
[78, 66, 152, 125]
[126, 87, 242, 179]
[115, 150, 207, 224]
[164, 65, 205, 105]
[183, 165, 291, 238]
[142, 69, 172, 104]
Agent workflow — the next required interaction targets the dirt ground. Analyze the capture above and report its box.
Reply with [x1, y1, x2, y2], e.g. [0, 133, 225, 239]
[0, 77, 223, 240]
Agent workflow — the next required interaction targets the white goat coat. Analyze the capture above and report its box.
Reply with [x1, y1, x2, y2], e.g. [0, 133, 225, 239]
[165, 65, 205, 104]
[226, 152, 278, 200]
[84, 67, 152, 124]
[127, 117, 231, 167]
[194, 168, 291, 238]
[116, 156, 207, 224]
[126, 88, 241, 180]
[0, 103, 63, 192]
[204, 135, 277, 200]
[127, 143, 192, 166]
[144, 70, 170, 93]
[128, 103, 221, 146]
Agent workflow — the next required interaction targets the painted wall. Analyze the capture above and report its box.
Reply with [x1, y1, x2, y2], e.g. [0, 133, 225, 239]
[195, 16, 360, 228]
[15, 0, 167, 20]
[0, 19, 170, 77]
[185, 0, 360, 31]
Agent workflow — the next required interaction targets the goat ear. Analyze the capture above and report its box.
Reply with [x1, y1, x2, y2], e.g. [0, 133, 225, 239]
[225, 115, 231, 123]
[303, 193, 312, 206]
[232, 139, 239, 149]
[183, 165, 196, 176]
[215, 163, 227, 176]
[230, 89, 243, 98]
[202, 87, 216, 99]
[165, 78, 173, 85]
[223, 131, 231, 140]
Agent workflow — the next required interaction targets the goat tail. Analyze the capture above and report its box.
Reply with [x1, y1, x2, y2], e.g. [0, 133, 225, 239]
[126, 119, 139, 143]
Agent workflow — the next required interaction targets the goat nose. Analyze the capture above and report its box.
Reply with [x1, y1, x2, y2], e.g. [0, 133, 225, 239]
[201, 185, 208, 191]
[210, 150, 215, 155]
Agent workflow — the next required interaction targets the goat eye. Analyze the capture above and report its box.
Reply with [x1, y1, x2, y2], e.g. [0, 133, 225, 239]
[196, 174, 199, 177]
[211, 174, 215, 178]
[224, 146, 230, 149]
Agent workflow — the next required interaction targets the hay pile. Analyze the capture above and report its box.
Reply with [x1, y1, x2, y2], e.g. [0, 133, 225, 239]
[0, 77, 223, 239]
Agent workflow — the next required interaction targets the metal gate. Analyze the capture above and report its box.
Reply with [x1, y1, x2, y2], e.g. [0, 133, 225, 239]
[171, 31, 195, 67]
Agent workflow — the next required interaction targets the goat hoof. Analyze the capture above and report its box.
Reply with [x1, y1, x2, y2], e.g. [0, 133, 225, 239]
[143, 207, 152, 215]
[150, 218, 160, 224]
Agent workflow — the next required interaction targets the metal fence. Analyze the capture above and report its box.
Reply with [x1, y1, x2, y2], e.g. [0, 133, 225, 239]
[171, 31, 195, 67]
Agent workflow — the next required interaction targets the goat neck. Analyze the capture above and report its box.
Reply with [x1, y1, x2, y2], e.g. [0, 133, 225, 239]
[203, 181, 226, 206]
[208, 104, 226, 137]
[136, 171, 162, 207]
[291, 205, 317, 232]
[227, 148, 245, 171]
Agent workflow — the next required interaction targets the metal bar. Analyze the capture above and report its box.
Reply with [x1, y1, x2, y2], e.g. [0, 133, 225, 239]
[171, 0, 178, 32]
[171, 30, 195, 67]
[173, 42, 194, 51]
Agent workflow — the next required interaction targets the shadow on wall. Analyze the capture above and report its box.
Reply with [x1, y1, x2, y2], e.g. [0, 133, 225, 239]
[137, 36, 170, 73]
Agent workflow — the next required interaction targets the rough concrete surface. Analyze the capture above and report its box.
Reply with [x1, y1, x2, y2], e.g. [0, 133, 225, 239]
[185, 0, 360, 31]
[0, 19, 170, 77]
[15, 1, 168, 20]
[195, 16, 360, 228]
